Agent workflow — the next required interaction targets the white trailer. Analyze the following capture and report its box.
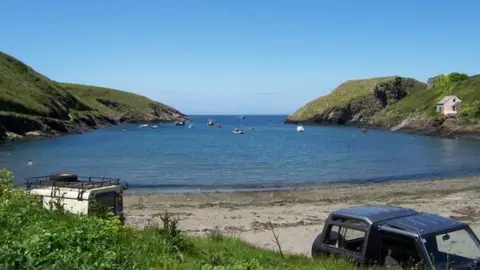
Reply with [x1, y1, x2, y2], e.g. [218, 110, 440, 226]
[25, 174, 129, 223]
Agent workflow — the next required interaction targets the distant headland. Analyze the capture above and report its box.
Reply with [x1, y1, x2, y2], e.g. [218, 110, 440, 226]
[0, 51, 185, 141]
[285, 73, 480, 140]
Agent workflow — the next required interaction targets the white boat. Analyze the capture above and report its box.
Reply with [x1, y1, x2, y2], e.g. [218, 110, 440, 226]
[207, 119, 215, 126]
[139, 124, 149, 128]
[296, 125, 305, 132]
[151, 125, 158, 129]
[232, 128, 244, 134]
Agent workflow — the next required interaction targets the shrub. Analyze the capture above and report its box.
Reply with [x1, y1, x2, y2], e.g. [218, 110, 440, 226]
[0, 169, 13, 195]
[0, 171, 125, 270]
[448, 72, 469, 83]
[459, 100, 480, 124]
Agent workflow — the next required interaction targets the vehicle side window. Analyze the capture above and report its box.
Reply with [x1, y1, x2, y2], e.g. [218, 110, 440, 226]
[324, 224, 366, 254]
[90, 191, 117, 214]
[380, 233, 422, 268]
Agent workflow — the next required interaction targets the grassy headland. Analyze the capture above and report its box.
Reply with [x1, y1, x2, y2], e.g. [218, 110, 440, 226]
[0, 169, 360, 270]
[286, 73, 480, 139]
[0, 51, 184, 140]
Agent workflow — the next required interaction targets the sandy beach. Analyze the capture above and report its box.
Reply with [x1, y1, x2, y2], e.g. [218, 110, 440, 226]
[124, 177, 480, 256]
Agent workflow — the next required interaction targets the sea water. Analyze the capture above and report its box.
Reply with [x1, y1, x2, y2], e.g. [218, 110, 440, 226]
[1, 115, 480, 193]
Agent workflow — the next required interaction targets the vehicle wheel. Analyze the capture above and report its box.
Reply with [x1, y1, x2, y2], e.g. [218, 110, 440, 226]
[312, 233, 327, 258]
[49, 173, 78, 182]
[312, 231, 342, 258]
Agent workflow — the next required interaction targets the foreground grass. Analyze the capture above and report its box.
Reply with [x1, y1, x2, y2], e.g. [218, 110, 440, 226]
[0, 169, 363, 270]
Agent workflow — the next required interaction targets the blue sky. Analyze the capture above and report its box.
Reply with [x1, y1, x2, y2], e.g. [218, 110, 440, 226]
[1, 0, 479, 114]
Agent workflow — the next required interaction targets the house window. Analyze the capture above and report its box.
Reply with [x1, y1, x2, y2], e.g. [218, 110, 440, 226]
[324, 224, 366, 254]
[453, 98, 456, 102]
[453, 106, 456, 112]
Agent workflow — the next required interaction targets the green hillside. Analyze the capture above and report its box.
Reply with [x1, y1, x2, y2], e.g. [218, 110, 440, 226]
[374, 73, 480, 126]
[287, 72, 480, 139]
[62, 83, 183, 122]
[0, 51, 90, 120]
[286, 76, 426, 124]
[0, 51, 184, 139]
[289, 76, 397, 121]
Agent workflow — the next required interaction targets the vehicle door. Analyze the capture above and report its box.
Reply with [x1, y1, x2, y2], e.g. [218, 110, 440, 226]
[378, 230, 426, 269]
[321, 216, 369, 262]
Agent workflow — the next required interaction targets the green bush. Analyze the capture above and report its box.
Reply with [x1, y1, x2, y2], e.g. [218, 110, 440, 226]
[0, 188, 123, 269]
[448, 72, 469, 83]
[459, 100, 480, 124]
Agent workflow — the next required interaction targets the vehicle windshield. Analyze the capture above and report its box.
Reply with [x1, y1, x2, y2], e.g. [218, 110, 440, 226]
[423, 228, 480, 269]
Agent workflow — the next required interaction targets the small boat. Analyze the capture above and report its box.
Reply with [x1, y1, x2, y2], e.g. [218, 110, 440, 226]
[139, 124, 149, 128]
[296, 125, 305, 132]
[232, 128, 244, 134]
[248, 127, 255, 130]
[188, 124, 194, 129]
[175, 120, 186, 126]
[238, 115, 245, 120]
[361, 128, 368, 133]
[207, 119, 215, 126]
[217, 124, 223, 128]
[151, 125, 158, 129]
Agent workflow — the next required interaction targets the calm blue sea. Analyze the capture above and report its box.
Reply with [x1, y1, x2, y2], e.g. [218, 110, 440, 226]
[1, 115, 480, 193]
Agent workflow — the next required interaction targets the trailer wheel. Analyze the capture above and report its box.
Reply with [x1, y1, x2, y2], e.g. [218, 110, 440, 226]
[49, 173, 78, 182]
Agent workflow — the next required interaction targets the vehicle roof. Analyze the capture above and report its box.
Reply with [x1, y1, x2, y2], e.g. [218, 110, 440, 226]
[333, 205, 419, 223]
[332, 205, 466, 235]
[378, 212, 466, 236]
[29, 185, 122, 200]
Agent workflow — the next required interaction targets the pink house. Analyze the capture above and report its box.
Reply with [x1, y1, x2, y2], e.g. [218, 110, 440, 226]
[436, 95, 462, 116]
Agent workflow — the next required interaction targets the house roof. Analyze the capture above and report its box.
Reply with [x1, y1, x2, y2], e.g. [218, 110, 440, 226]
[437, 95, 462, 105]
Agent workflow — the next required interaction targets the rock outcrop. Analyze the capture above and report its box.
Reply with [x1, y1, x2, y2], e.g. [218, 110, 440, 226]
[285, 76, 424, 125]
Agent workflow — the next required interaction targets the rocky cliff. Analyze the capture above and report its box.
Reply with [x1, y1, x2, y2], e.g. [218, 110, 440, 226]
[0, 51, 184, 141]
[286, 76, 425, 125]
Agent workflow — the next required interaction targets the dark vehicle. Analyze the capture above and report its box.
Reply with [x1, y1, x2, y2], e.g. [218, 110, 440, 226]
[312, 205, 480, 269]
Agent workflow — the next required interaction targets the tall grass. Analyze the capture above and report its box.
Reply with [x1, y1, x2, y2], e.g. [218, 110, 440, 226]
[0, 169, 364, 270]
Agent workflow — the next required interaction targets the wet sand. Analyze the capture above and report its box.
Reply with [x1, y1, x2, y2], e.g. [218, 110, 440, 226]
[124, 177, 480, 256]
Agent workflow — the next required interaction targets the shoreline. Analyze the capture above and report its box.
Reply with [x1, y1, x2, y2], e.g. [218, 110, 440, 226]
[0, 119, 181, 142]
[284, 120, 480, 141]
[125, 176, 480, 255]
[124, 171, 480, 195]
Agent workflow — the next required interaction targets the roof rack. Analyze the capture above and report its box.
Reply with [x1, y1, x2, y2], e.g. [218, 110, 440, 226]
[24, 175, 124, 192]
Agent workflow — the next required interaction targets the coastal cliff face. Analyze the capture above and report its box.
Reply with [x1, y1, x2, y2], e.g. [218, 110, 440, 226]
[286, 76, 425, 125]
[286, 75, 480, 139]
[0, 51, 184, 141]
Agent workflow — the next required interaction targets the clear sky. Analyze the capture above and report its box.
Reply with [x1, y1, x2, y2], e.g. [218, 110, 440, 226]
[1, 0, 479, 115]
